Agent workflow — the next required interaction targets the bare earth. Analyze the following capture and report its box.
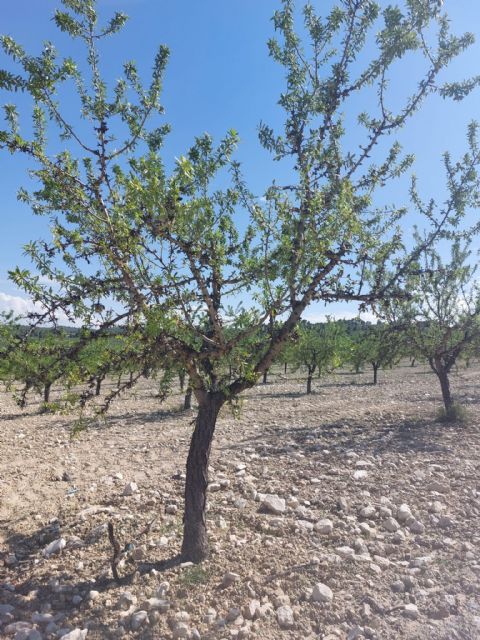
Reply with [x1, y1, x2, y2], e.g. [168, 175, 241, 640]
[1, 363, 479, 640]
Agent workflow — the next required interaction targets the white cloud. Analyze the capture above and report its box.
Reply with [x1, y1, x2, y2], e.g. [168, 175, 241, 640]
[0, 291, 41, 316]
[303, 309, 377, 324]
[0, 291, 77, 326]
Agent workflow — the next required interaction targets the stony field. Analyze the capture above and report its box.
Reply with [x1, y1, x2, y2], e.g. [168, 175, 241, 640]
[0, 362, 479, 640]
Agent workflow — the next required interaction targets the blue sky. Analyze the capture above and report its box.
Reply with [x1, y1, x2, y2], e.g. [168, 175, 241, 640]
[1, 0, 479, 322]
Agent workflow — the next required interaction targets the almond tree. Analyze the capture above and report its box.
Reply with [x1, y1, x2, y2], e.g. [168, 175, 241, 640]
[351, 322, 403, 384]
[291, 321, 347, 394]
[1, 0, 478, 561]
[385, 237, 480, 418]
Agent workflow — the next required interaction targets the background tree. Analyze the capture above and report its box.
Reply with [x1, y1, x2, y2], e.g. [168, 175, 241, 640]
[1, 0, 478, 562]
[353, 322, 403, 384]
[383, 237, 480, 419]
[292, 321, 346, 393]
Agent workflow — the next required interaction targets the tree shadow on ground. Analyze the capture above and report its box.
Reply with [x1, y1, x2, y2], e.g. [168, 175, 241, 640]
[223, 414, 457, 459]
[2, 562, 183, 640]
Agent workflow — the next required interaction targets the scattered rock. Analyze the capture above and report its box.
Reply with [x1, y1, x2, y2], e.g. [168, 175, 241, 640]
[59, 630, 88, 640]
[122, 482, 138, 496]
[221, 572, 241, 588]
[383, 517, 400, 533]
[396, 504, 412, 523]
[261, 495, 286, 515]
[276, 605, 295, 629]
[311, 583, 333, 603]
[130, 610, 149, 630]
[314, 518, 333, 534]
[403, 603, 419, 620]
[42, 538, 66, 557]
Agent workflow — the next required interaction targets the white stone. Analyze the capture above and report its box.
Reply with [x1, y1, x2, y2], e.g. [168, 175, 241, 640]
[311, 583, 333, 603]
[335, 546, 355, 560]
[165, 504, 178, 515]
[122, 482, 138, 496]
[353, 470, 368, 480]
[276, 605, 294, 629]
[42, 538, 66, 557]
[59, 630, 88, 640]
[383, 517, 400, 532]
[261, 495, 286, 515]
[296, 519, 314, 532]
[404, 603, 419, 619]
[144, 598, 169, 613]
[314, 518, 333, 534]
[396, 504, 412, 523]
[359, 504, 376, 519]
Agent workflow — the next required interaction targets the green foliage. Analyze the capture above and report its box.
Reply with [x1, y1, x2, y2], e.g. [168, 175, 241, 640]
[290, 320, 348, 392]
[382, 236, 480, 412]
[348, 322, 403, 383]
[178, 564, 210, 586]
[1, 1, 477, 409]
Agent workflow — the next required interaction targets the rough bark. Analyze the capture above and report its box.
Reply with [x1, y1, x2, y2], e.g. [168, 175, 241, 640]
[263, 369, 268, 385]
[179, 370, 186, 392]
[306, 375, 312, 394]
[44, 382, 51, 404]
[429, 356, 454, 414]
[372, 363, 379, 385]
[436, 362, 453, 413]
[181, 391, 224, 562]
[183, 386, 192, 410]
[95, 376, 102, 396]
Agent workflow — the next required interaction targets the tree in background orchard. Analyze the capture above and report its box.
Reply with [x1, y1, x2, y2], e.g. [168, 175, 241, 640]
[291, 321, 347, 394]
[351, 322, 403, 384]
[383, 234, 480, 420]
[1, 0, 479, 561]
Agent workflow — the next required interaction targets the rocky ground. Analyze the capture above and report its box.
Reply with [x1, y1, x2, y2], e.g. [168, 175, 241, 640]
[1, 362, 480, 640]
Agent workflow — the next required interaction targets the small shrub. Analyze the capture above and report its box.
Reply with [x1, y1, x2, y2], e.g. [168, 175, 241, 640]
[437, 403, 467, 423]
[178, 565, 210, 586]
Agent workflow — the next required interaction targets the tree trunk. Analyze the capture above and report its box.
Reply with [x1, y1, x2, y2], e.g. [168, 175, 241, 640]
[284, 362, 287, 374]
[372, 363, 378, 385]
[410, 357, 416, 367]
[179, 370, 186, 392]
[435, 361, 453, 414]
[183, 386, 192, 410]
[307, 373, 313, 395]
[95, 376, 102, 396]
[44, 382, 51, 404]
[181, 392, 224, 562]
[262, 369, 268, 384]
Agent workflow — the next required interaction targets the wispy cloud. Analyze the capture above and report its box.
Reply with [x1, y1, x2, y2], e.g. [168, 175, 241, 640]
[0, 291, 40, 316]
[303, 309, 377, 324]
[0, 291, 75, 326]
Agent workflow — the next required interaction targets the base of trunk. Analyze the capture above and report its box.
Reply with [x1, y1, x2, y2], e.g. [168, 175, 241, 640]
[181, 392, 224, 562]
